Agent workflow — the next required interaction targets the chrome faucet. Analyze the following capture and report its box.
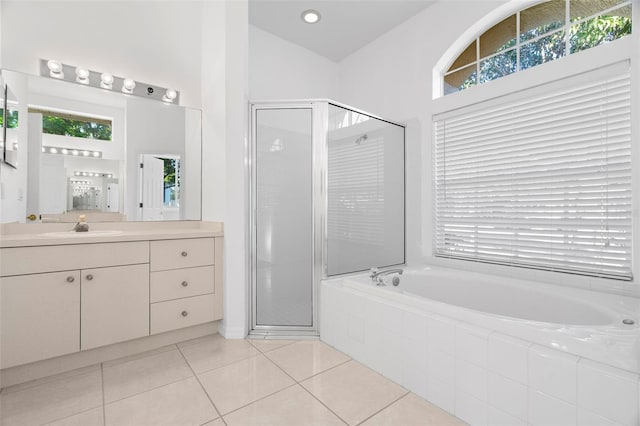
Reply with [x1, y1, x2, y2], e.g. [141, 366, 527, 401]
[369, 267, 403, 286]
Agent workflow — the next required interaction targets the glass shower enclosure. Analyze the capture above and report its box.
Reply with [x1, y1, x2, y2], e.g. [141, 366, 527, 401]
[250, 101, 405, 336]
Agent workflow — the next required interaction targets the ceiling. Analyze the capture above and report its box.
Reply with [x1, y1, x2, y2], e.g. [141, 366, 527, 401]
[249, 0, 436, 62]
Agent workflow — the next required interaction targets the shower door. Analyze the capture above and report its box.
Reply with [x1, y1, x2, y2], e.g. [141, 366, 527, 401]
[250, 104, 323, 335]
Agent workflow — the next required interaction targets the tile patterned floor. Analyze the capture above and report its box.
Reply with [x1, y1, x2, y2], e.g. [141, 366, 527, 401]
[0, 336, 466, 426]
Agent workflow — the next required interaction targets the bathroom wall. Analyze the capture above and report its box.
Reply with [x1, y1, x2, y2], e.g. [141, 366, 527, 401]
[337, 1, 506, 265]
[249, 25, 340, 100]
[0, 0, 248, 336]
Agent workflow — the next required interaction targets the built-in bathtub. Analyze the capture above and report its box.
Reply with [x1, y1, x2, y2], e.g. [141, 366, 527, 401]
[320, 266, 640, 425]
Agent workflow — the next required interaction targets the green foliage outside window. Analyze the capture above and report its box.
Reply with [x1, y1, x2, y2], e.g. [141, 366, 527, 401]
[0, 109, 19, 129]
[42, 115, 112, 141]
[456, 14, 631, 91]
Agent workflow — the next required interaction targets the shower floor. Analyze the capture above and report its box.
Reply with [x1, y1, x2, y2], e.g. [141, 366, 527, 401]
[0, 336, 464, 425]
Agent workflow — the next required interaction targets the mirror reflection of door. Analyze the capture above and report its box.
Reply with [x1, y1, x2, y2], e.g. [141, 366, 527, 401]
[139, 154, 180, 221]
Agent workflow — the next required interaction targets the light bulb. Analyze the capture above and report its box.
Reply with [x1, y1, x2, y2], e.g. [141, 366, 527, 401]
[301, 10, 321, 24]
[82, 150, 90, 156]
[92, 151, 100, 157]
[163, 88, 178, 103]
[47, 60, 64, 79]
[61, 148, 69, 155]
[75, 67, 90, 84]
[42, 147, 46, 153]
[49, 147, 58, 154]
[122, 78, 136, 93]
[100, 73, 114, 89]
[72, 150, 79, 156]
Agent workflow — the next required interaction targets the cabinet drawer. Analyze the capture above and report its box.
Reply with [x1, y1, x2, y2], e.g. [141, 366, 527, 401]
[150, 238, 214, 271]
[150, 266, 215, 303]
[0, 242, 149, 276]
[150, 293, 215, 335]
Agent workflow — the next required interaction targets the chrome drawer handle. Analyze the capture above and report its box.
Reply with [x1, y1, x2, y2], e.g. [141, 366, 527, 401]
[67, 276, 75, 283]
[181, 251, 188, 257]
[86, 274, 94, 281]
[181, 310, 189, 317]
[181, 281, 189, 287]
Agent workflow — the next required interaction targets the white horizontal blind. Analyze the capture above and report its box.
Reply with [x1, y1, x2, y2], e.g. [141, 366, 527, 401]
[433, 63, 632, 280]
[328, 136, 385, 244]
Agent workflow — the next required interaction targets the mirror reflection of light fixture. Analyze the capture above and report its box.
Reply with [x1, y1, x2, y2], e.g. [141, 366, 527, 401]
[162, 88, 177, 103]
[122, 79, 136, 94]
[43, 145, 102, 158]
[100, 73, 114, 89]
[75, 67, 90, 84]
[47, 60, 64, 79]
[74, 171, 113, 178]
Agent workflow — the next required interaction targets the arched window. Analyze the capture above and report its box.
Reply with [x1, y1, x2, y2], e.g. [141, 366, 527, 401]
[443, 0, 632, 95]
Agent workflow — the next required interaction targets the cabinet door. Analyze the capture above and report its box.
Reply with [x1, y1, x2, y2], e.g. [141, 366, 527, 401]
[0, 271, 80, 369]
[81, 264, 149, 350]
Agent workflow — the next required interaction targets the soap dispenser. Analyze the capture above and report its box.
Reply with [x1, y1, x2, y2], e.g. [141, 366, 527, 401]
[74, 214, 89, 232]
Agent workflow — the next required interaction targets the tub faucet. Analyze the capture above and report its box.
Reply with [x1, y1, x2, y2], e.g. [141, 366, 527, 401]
[369, 268, 403, 286]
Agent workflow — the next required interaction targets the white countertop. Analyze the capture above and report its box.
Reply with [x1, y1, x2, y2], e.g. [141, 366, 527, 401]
[0, 221, 223, 248]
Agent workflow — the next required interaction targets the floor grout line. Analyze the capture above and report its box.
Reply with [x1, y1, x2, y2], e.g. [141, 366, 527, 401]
[100, 363, 106, 426]
[260, 347, 350, 426]
[176, 343, 226, 426]
[216, 382, 300, 418]
[354, 389, 410, 426]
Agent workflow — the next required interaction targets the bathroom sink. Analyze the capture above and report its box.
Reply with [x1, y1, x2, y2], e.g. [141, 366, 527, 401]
[38, 230, 124, 238]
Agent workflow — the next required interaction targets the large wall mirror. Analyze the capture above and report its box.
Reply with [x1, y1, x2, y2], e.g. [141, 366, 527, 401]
[0, 69, 202, 223]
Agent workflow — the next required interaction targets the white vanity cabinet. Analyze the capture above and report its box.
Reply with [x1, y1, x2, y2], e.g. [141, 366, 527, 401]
[149, 238, 220, 334]
[81, 264, 149, 350]
[0, 271, 81, 368]
[0, 241, 149, 369]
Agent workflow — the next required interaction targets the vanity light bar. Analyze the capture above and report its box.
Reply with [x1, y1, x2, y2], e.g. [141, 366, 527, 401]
[71, 180, 91, 184]
[42, 145, 102, 158]
[40, 59, 180, 105]
[74, 171, 113, 178]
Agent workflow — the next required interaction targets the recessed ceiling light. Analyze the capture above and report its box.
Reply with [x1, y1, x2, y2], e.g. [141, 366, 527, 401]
[301, 9, 321, 24]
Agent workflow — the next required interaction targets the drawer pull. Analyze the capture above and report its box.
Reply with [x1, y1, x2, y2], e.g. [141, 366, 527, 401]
[181, 281, 189, 287]
[86, 274, 94, 281]
[66, 276, 75, 283]
[181, 251, 188, 257]
[181, 310, 189, 317]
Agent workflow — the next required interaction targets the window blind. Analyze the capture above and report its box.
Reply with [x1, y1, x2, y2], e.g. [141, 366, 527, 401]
[433, 62, 632, 280]
[328, 136, 385, 245]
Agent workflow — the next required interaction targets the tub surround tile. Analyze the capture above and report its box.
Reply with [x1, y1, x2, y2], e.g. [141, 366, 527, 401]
[102, 348, 193, 403]
[487, 334, 529, 384]
[454, 390, 487, 426]
[577, 408, 623, 426]
[362, 393, 466, 426]
[178, 334, 259, 374]
[247, 339, 296, 353]
[365, 298, 404, 333]
[42, 407, 104, 426]
[487, 406, 527, 426]
[401, 309, 429, 339]
[487, 372, 527, 421]
[265, 340, 350, 381]
[528, 345, 578, 404]
[197, 354, 295, 414]
[456, 359, 487, 402]
[367, 326, 404, 385]
[577, 359, 640, 426]
[427, 315, 457, 354]
[0, 368, 103, 426]
[427, 347, 455, 385]
[301, 360, 407, 425]
[455, 323, 490, 368]
[528, 390, 576, 426]
[223, 385, 344, 426]
[104, 377, 217, 426]
[425, 377, 456, 415]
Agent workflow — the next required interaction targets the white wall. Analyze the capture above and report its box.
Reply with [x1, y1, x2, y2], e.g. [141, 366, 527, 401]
[337, 1, 506, 265]
[249, 25, 340, 100]
[1, 1, 204, 107]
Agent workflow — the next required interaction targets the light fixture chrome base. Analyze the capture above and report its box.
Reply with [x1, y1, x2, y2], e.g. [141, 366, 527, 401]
[39, 59, 180, 105]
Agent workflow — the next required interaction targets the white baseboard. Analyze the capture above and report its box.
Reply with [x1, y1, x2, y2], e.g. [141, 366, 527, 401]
[0, 321, 219, 389]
